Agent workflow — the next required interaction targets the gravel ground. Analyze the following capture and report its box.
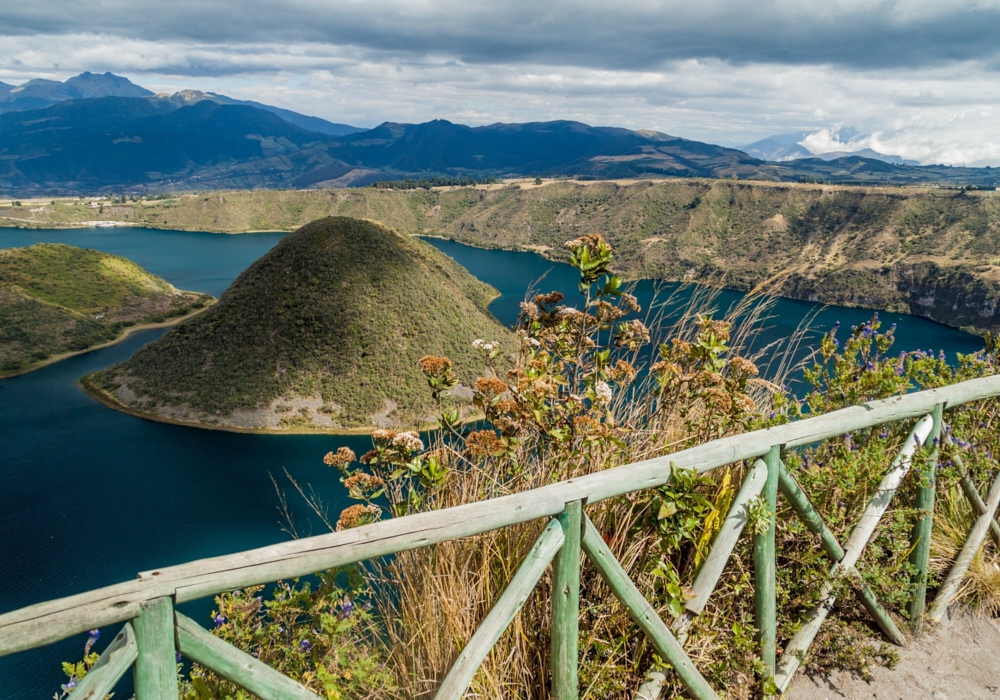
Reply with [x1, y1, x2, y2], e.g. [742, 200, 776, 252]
[787, 612, 1000, 700]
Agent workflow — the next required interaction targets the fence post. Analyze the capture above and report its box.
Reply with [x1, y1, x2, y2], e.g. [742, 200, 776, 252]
[133, 596, 179, 700]
[754, 445, 780, 696]
[909, 403, 943, 627]
[551, 500, 582, 700]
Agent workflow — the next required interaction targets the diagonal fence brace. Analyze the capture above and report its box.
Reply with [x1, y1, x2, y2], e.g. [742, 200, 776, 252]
[778, 463, 906, 647]
[67, 623, 137, 700]
[435, 519, 565, 700]
[943, 427, 1000, 549]
[176, 612, 321, 700]
[774, 414, 935, 692]
[929, 469, 1000, 622]
[581, 515, 720, 700]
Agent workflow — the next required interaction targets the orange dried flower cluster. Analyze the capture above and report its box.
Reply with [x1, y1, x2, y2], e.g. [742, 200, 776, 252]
[475, 376, 508, 398]
[729, 356, 760, 377]
[563, 234, 607, 256]
[465, 430, 506, 458]
[533, 291, 564, 306]
[343, 473, 385, 493]
[323, 446, 356, 471]
[418, 355, 452, 377]
[335, 504, 382, 531]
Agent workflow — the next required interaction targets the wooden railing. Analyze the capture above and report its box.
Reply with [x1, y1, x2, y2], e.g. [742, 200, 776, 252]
[5, 375, 1000, 699]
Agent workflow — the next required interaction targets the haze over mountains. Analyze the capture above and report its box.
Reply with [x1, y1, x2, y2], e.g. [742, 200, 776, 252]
[0, 72, 997, 195]
[740, 132, 920, 166]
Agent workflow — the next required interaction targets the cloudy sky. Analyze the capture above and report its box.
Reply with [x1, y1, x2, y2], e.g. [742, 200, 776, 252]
[3, 0, 1000, 165]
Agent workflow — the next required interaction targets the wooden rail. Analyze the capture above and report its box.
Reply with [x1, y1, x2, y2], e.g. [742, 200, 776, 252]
[4, 374, 1000, 699]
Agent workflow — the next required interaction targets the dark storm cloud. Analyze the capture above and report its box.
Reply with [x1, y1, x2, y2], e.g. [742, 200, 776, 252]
[3, 1, 1000, 73]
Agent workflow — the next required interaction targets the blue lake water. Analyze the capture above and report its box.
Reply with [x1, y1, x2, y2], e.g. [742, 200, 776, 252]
[0, 227, 984, 699]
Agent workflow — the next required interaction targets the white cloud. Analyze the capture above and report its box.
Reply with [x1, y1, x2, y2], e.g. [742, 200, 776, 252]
[1, 25, 1000, 165]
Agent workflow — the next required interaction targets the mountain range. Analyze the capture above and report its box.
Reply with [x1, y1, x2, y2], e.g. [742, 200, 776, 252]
[740, 131, 919, 166]
[0, 73, 996, 194]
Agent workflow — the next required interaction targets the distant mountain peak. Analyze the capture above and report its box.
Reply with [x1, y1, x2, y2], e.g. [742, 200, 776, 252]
[741, 131, 919, 166]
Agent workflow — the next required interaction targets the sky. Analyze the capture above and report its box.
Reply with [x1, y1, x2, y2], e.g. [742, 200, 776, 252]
[2, 1, 1000, 166]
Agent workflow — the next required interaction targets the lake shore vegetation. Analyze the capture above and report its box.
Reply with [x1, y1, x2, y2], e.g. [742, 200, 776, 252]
[7, 179, 1000, 335]
[0, 243, 213, 377]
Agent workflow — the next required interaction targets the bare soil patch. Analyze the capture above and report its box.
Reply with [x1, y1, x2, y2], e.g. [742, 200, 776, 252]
[787, 612, 1000, 700]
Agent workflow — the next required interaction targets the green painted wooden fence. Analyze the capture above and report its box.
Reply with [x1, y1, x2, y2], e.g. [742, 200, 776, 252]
[4, 375, 1000, 699]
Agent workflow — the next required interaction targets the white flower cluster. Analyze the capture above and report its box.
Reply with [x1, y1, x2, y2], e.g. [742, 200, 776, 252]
[472, 339, 498, 352]
[593, 380, 613, 404]
[392, 431, 425, 453]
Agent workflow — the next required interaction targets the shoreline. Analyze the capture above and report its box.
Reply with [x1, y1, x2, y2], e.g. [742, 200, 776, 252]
[79, 376, 483, 436]
[0, 301, 216, 380]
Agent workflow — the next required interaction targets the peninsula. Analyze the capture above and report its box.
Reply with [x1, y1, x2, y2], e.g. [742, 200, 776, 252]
[0, 243, 213, 377]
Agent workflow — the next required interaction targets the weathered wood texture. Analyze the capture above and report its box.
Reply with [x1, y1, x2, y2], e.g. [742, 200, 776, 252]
[774, 415, 935, 691]
[434, 520, 564, 700]
[909, 403, 943, 624]
[778, 463, 906, 647]
[4, 375, 1000, 658]
[551, 500, 582, 700]
[754, 446, 780, 687]
[175, 612, 320, 700]
[929, 471, 1000, 622]
[67, 623, 136, 700]
[132, 597, 179, 700]
[581, 516, 719, 700]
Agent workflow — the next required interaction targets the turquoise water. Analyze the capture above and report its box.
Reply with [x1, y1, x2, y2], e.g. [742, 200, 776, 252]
[0, 228, 984, 699]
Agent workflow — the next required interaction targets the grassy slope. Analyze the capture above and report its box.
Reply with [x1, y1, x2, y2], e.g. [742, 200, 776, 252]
[8, 180, 1000, 332]
[86, 217, 514, 431]
[0, 243, 213, 375]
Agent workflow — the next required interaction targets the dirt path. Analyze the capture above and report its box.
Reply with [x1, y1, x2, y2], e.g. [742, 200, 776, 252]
[787, 612, 1000, 700]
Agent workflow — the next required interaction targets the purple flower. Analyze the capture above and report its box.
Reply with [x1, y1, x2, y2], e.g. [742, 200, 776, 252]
[300, 639, 312, 651]
[338, 601, 355, 619]
[176, 652, 183, 663]
[834, 321, 841, 328]
[88, 629, 100, 641]
[213, 615, 227, 627]
[891, 323, 897, 330]
[833, 338, 840, 347]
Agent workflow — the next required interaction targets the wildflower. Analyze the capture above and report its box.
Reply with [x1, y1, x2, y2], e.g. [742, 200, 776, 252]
[323, 446, 356, 472]
[593, 380, 613, 404]
[519, 302, 540, 320]
[611, 359, 637, 384]
[392, 431, 424, 453]
[475, 376, 508, 398]
[621, 292, 641, 312]
[213, 615, 227, 627]
[703, 386, 732, 412]
[419, 355, 452, 377]
[343, 473, 385, 498]
[371, 429, 397, 447]
[534, 291, 564, 306]
[359, 449, 379, 465]
[336, 504, 382, 531]
[176, 652, 183, 663]
[729, 357, 759, 377]
[300, 639, 312, 651]
[614, 319, 650, 350]
[88, 629, 100, 641]
[466, 430, 506, 458]
[734, 393, 756, 413]
[339, 600, 354, 618]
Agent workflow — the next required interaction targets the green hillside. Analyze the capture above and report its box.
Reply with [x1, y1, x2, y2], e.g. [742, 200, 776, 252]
[10, 179, 1000, 333]
[0, 243, 213, 376]
[84, 217, 514, 432]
